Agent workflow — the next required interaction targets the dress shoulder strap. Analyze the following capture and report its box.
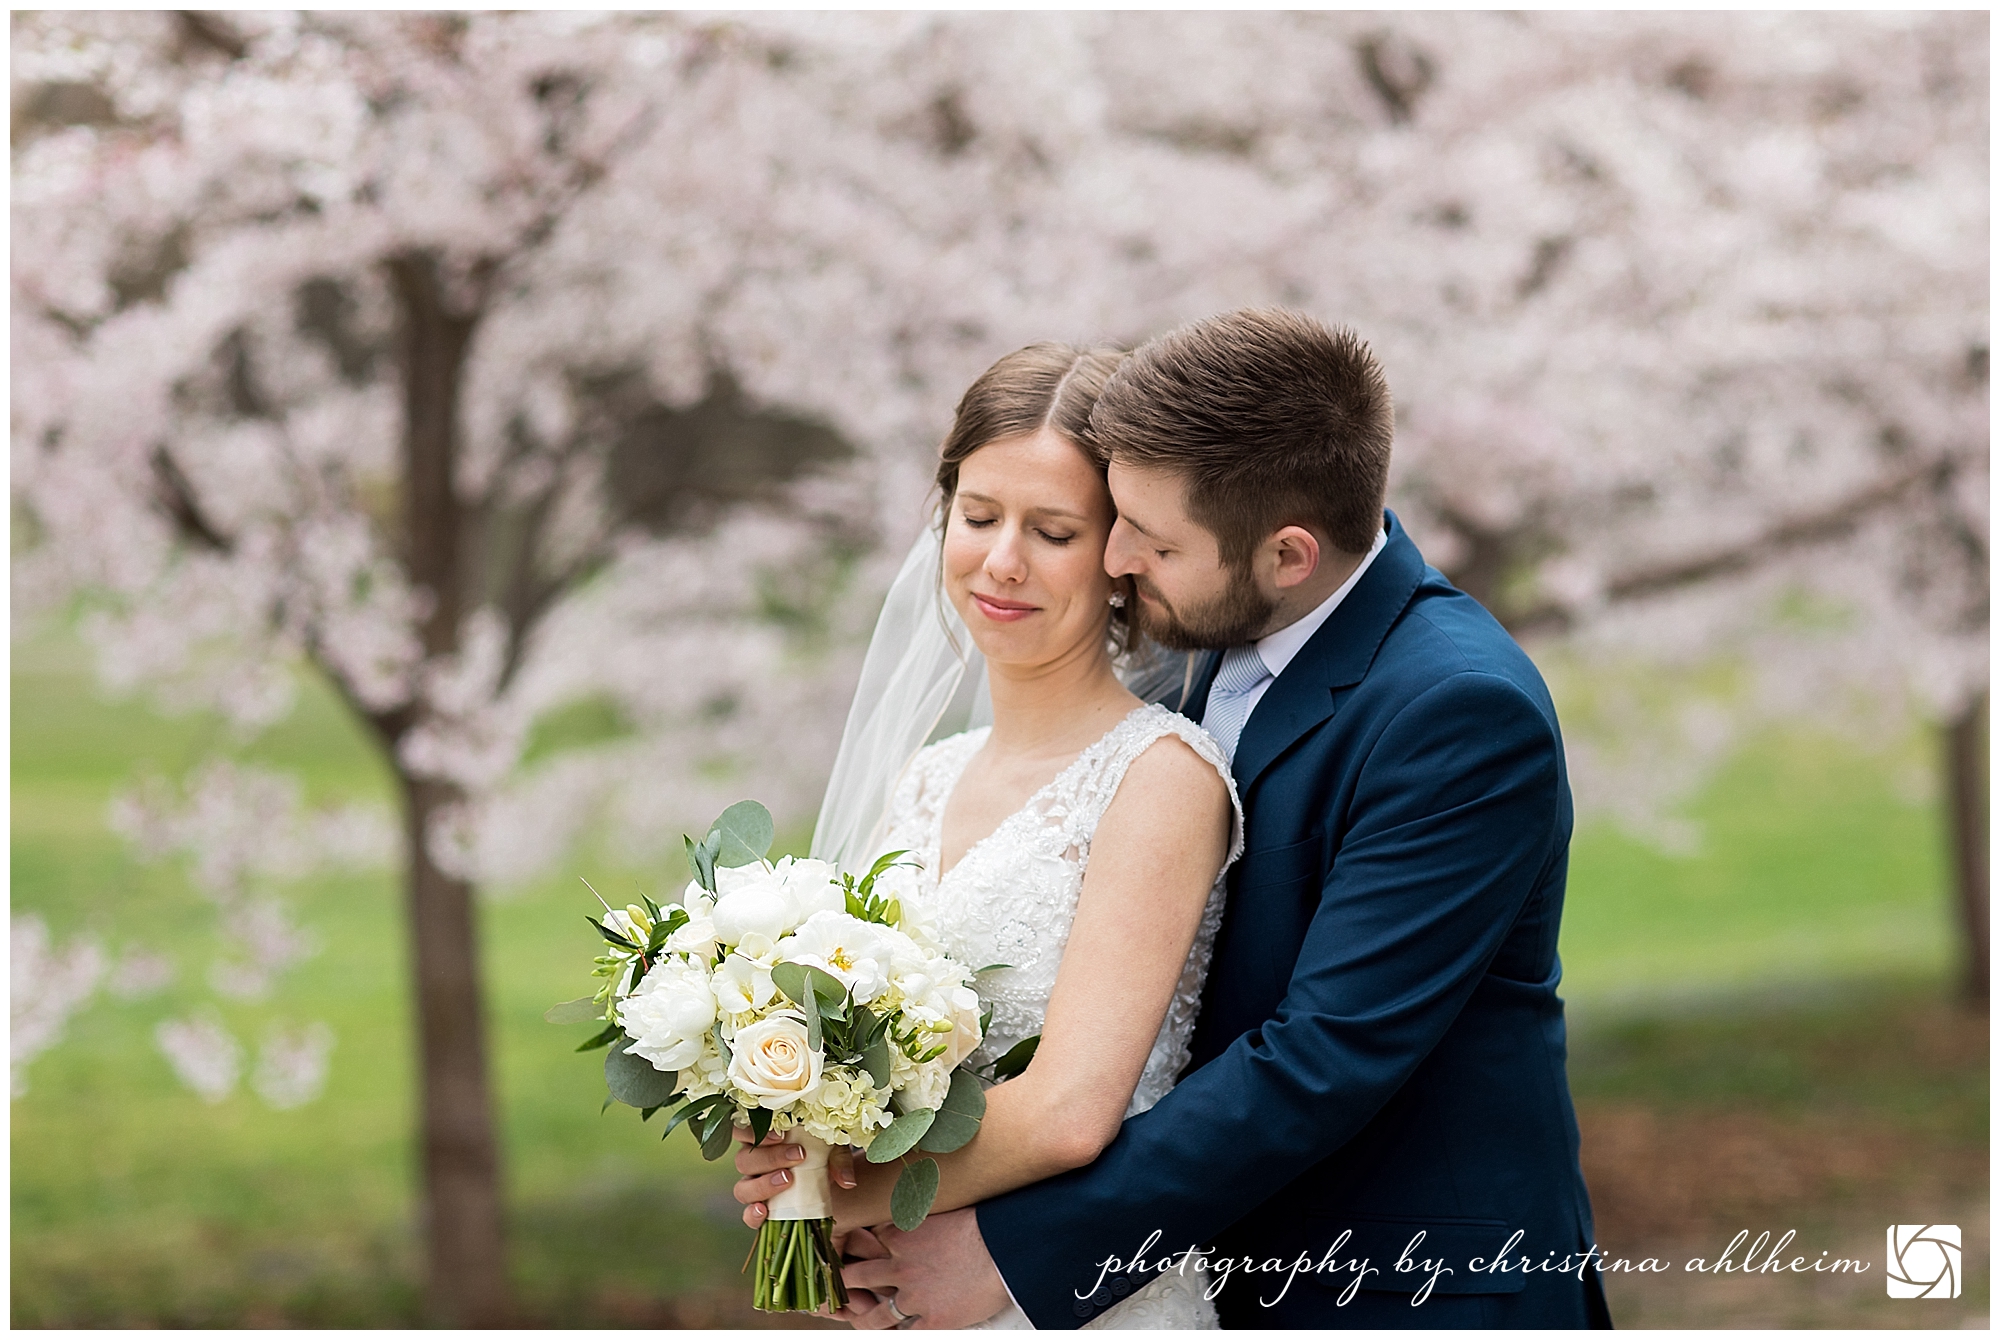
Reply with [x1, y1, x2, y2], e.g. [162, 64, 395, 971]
[1061, 705, 1245, 870]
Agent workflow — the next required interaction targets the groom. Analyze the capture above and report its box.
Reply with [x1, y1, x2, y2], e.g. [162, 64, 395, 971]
[778, 309, 1608, 1328]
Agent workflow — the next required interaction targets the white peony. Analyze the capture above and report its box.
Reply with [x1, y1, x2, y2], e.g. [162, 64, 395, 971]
[618, 958, 718, 1072]
[710, 864, 795, 945]
[728, 1011, 824, 1109]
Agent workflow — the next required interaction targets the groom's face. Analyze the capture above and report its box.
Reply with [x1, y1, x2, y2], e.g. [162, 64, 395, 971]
[1104, 460, 1276, 650]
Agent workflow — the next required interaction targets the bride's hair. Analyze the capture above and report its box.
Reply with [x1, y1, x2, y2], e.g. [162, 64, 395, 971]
[934, 342, 1136, 648]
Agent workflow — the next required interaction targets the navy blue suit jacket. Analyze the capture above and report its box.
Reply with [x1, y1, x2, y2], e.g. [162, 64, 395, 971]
[977, 513, 1608, 1328]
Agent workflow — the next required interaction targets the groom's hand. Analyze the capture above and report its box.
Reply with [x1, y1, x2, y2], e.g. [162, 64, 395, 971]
[836, 1207, 1013, 1330]
[731, 1128, 858, 1228]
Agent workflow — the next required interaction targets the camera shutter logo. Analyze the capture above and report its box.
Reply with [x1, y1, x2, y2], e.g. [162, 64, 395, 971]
[1886, 1225, 1960, 1299]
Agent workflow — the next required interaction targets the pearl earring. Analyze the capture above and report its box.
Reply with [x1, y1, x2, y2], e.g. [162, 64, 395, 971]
[1107, 592, 1127, 608]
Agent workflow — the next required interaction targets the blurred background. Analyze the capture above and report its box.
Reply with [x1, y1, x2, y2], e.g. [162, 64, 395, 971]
[10, 11, 1987, 1328]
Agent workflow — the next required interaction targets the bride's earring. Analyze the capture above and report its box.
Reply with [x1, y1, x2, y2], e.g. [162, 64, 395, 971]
[1107, 591, 1127, 608]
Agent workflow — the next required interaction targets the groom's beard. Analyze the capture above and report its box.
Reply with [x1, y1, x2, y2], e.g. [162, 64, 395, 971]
[1130, 565, 1277, 651]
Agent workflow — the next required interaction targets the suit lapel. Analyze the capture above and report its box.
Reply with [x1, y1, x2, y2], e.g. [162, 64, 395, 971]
[1229, 511, 1426, 794]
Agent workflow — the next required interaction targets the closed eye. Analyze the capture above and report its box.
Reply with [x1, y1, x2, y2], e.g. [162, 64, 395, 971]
[1038, 530, 1075, 545]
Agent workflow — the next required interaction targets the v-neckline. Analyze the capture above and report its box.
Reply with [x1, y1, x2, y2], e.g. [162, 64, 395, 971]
[931, 705, 1152, 883]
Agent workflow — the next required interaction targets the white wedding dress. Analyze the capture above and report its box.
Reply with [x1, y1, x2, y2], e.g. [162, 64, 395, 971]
[880, 702, 1243, 1330]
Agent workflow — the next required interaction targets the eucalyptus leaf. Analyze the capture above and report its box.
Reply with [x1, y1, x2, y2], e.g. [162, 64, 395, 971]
[771, 962, 812, 1010]
[708, 800, 775, 868]
[919, 1068, 987, 1154]
[545, 996, 605, 1025]
[865, 1105, 936, 1163]
[684, 834, 712, 893]
[860, 1034, 893, 1089]
[605, 1038, 681, 1108]
[890, 1157, 941, 1232]
[804, 965, 848, 1007]
[989, 1033, 1041, 1081]
[748, 1105, 774, 1147]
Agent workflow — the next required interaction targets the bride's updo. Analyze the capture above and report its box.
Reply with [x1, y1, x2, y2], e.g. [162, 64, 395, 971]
[934, 342, 1134, 645]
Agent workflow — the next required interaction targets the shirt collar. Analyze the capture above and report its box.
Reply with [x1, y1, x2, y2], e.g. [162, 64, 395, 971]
[1253, 527, 1388, 679]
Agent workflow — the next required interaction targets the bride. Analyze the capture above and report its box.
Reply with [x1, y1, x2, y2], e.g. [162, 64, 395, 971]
[734, 342, 1241, 1329]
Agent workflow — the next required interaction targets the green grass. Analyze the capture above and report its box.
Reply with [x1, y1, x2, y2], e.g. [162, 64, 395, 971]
[8, 627, 1976, 1325]
[1559, 730, 1953, 1007]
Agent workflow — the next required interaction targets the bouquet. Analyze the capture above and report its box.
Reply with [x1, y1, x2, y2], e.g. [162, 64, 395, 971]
[548, 801, 1006, 1314]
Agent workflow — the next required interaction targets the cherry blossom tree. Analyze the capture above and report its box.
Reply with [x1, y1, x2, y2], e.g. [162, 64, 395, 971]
[12, 8, 1984, 1322]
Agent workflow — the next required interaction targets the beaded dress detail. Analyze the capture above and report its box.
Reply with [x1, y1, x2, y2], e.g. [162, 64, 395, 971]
[881, 703, 1242, 1329]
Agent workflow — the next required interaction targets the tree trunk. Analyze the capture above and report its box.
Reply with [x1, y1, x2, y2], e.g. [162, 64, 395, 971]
[1945, 689, 1988, 1004]
[388, 251, 510, 1322]
[400, 773, 510, 1325]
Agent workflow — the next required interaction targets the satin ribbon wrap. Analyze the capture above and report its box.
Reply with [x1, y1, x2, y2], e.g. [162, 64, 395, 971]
[766, 1129, 833, 1221]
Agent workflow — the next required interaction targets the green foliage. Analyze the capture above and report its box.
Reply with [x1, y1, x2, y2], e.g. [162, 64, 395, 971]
[986, 1033, 1040, 1081]
[603, 1037, 681, 1109]
[865, 1107, 936, 1163]
[543, 997, 603, 1025]
[707, 800, 774, 869]
[841, 849, 918, 927]
[890, 1157, 941, 1232]
[918, 1068, 986, 1153]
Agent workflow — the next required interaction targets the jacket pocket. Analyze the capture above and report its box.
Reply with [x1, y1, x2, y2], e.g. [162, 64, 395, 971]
[1302, 1216, 1528, 1296]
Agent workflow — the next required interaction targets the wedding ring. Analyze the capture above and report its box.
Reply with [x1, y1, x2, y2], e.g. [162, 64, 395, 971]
[886, 1296, 918, 1327]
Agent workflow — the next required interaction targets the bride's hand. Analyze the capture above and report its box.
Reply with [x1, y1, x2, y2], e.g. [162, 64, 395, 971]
[731, 1128, 859, 1229]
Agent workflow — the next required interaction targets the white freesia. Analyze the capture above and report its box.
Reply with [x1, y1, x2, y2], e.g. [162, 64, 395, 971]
[713, 952, 781, 1018]
[619, 958, 718, 1072]
[664, 891, 718, 961]
[728, 1011, 824, 1109]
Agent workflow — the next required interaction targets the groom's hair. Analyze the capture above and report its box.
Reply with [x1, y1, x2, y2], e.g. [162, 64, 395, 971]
[1092, 309, 1393, 564]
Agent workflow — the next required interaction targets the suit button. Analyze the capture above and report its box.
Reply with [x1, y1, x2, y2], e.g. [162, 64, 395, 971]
[1073, 1299, 1096, 1318]
[1110, 1276, 1131, 1296]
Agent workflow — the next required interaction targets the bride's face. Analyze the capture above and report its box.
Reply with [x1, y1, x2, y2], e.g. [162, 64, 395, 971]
[943, 429, 1117, 670]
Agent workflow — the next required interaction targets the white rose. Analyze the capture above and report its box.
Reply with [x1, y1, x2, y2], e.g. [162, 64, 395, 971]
[618, 960, 717, 1072]
[728, 1011, 824, 1109]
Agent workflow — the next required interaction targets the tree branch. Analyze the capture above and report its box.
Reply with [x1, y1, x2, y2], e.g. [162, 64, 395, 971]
[149, 444, 235, 554]
[1507, 453, 1966, 636]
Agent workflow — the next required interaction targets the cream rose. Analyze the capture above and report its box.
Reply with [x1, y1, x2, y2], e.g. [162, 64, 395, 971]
[938, 983, 984, 1067]
[727, 1011, 824, 1109]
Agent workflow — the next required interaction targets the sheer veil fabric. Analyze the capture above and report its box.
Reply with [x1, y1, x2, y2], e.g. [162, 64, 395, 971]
[810, 525, 985, 871]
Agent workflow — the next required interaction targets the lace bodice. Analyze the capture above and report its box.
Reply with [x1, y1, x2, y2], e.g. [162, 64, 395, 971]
[880, 703, 1241, 1329]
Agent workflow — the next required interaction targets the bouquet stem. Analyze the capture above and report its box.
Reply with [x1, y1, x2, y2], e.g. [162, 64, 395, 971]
[749, 1131, 848, 1314]
[750, 1215, 848, 1313]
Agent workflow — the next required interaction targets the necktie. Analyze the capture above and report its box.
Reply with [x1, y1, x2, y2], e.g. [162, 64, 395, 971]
[1203, 644, 1272, 765]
